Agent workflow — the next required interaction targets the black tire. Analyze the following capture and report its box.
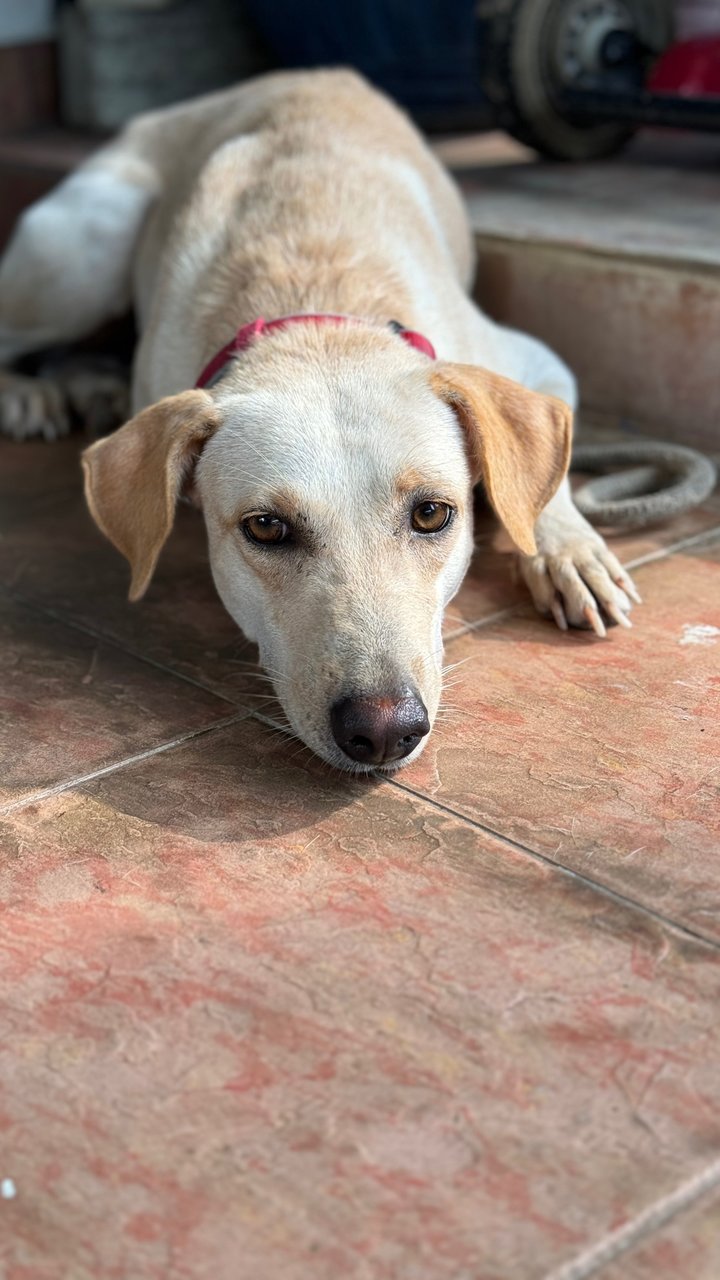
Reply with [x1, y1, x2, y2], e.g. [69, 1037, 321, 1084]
[477, 0, 674, 161]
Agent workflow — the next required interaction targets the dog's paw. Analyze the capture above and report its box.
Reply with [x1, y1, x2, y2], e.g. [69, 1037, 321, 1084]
[520, 537, 641, 637]
[0, 371, 71, 441]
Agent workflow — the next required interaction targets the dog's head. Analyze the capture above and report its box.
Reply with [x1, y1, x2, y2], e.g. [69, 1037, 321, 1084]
[82, 326, 570, 772]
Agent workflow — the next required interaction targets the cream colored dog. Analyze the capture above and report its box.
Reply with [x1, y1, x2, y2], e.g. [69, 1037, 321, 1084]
[0, 70, 639, 772]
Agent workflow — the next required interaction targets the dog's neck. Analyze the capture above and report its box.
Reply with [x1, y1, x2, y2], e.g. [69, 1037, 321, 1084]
[196, 314, 436, 389]
[192, 240, 421, 375]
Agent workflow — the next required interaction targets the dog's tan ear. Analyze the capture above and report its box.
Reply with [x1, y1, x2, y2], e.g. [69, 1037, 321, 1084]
[82, 389, 219, 601]
[430, 363, 572, 555]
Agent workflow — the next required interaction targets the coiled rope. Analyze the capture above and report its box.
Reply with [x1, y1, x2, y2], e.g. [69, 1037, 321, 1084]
[571, 441, 717, 529]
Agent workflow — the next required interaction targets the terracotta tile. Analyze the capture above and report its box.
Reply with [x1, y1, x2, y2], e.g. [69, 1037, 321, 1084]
[0, 437, 80, 529]
[2, 717, 720, 1277]
[599, 1189, 720, 1280]
[0, 440, 264, 703]
[0, 592, 237, 809]
[403, 537, 720, 941]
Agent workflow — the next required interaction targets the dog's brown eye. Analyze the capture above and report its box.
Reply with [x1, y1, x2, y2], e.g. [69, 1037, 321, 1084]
[411, 501, 453, 534]
[243, 514, 291, 545]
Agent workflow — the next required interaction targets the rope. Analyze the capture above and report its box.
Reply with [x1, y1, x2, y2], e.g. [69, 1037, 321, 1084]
[571, 441, 717, 529]
[545, 1152, 720, 1280]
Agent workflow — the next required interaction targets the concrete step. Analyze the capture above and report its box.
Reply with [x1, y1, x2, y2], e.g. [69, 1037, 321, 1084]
[443, 131, 720, 455]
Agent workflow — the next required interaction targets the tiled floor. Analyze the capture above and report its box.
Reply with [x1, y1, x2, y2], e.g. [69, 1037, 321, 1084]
[1, 434, 719, 1280]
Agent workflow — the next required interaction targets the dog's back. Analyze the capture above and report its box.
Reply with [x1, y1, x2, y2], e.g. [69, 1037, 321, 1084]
[125, 69, 475, 402]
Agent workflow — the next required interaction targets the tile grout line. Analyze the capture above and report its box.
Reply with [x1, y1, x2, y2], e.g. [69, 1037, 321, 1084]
[444, 523, 720, 642]
[386, 777, 720, 953]
[544, 1152, 720, 1280]
[3, 586, 257, 708]
[0, 712, 250, 817]
[621, 524, 720, 571]
[444, 603, 520, 641]
[247, 710, 720, 953]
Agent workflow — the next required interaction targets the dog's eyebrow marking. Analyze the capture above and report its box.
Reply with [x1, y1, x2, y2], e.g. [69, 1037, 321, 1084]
[395, 470, 462, 510]
[396, 468, 447, 496]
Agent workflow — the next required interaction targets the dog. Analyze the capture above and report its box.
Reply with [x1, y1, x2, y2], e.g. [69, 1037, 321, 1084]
[0, 69, 639, 772]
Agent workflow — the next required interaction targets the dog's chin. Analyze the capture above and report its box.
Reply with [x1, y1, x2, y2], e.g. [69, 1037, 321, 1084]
[313, 743, 428, 777]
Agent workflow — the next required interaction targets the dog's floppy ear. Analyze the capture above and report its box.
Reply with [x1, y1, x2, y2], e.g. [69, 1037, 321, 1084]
[82, 389, 220, 601]
[430, 363, 572, 555]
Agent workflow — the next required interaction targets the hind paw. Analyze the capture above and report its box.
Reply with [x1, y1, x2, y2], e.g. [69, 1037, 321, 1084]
[0, 371, 71, 442]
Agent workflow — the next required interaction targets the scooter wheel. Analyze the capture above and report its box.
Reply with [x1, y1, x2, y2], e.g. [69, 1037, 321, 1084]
[477, 0, 673, 161]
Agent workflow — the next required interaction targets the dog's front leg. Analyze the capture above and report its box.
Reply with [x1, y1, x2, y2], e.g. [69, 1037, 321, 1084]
[499, 333, 640, 635]
[519, 478, 641, 636]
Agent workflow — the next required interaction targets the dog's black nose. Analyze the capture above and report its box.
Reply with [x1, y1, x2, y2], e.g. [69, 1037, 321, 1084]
[330, 692, 430, 765]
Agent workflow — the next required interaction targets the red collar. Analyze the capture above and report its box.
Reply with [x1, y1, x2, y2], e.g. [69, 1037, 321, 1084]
[195, 313, 436, 389]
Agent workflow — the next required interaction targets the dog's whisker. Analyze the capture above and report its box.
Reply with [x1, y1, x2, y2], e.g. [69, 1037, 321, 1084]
[442, 656, 474, 674]
[287, 739, 316, 764]
[234, 664, 292, 689]
[267, 730, 299, 747]
[258, 721, 298, 744]
[241, 677, 291, 694]
[237, 676, 271, 684]
[256, 708, 293, 726]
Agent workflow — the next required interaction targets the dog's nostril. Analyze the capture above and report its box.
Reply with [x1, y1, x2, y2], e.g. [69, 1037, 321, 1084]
[331, 692, 430, 766]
